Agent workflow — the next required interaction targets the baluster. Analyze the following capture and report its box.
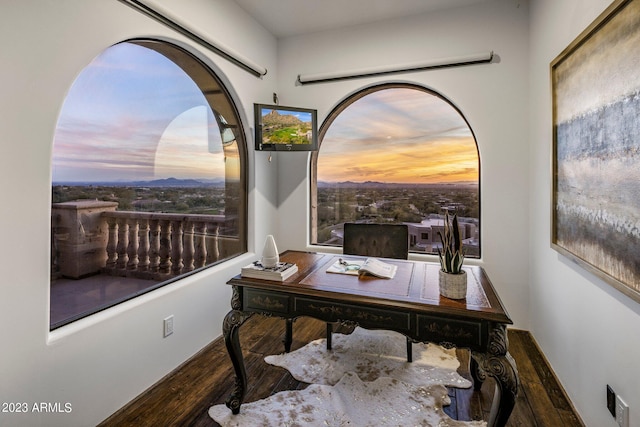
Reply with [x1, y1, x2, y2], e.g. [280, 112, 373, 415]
[148, 219, 160, 273]
[127, 219, 139, 270]
[206, 223, 220, 263]
[193, 221, 207, 269]
[158, 219, 172, 274]
[105, 216, 118, 269]
[116, 217, 129, 270]
[183, 220, 195, 272]
[137, 218, 150, 272]
[171, 219, 184, 275]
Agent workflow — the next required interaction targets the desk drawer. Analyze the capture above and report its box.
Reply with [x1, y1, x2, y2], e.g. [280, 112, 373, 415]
[244, 289, 290, 314]
[417, 314, 484, 349]
[295, 298, 410, 331]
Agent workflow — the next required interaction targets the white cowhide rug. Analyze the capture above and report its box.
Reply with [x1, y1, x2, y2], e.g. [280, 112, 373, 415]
[265, 327, 472, 388]
[209, 327, 485, 427]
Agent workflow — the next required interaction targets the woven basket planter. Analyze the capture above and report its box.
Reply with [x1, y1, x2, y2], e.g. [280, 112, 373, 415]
[439, 270, 467, 299]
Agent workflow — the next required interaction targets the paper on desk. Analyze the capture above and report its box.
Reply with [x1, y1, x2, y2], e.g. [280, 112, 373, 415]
[326, 258, 396, 279]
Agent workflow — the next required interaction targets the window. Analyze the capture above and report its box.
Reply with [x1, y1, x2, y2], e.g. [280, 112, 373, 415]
[50, 40, 247, 329]
[311, 83, 479, 257]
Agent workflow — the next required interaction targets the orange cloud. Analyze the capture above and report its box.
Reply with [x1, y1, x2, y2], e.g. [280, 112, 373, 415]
[318, 136, 478, 183]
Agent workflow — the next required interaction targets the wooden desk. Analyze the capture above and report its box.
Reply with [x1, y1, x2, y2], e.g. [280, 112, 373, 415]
[222, 251, 518, 427]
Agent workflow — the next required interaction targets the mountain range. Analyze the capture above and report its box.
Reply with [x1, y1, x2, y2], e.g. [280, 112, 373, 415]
[317, 180, 478, 189]
[53, 177, 225, 187]
[262, 109, 304, 126]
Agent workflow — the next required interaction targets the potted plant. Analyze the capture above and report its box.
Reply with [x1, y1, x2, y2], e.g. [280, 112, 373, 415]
[437, 211, 467, 299]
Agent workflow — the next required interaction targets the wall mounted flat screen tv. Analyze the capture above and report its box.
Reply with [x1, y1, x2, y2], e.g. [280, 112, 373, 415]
[254, 103, 318, 151]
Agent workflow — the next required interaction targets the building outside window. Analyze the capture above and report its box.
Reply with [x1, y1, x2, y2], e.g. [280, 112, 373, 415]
[311, 83, 480, 257]
[50, 40, 247, 329]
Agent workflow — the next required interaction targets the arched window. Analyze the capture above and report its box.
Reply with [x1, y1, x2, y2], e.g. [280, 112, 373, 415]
[311, 83, 480, 257]
[50, 40, 247, 329]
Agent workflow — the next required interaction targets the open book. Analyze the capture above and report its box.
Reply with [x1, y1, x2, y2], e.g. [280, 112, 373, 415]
[326, 257, 397, 279]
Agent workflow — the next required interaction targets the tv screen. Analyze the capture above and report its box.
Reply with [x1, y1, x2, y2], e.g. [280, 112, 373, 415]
[254, 103, 318, 151]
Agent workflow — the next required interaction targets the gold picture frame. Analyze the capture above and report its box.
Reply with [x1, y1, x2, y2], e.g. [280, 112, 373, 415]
[551, 0, 640, 303]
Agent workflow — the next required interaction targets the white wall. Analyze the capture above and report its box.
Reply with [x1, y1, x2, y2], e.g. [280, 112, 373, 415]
[274, 0, 531, 328]
[0, 1, 277, 426]
[6, 0, 636, 426]
[529, 1, 640, 426]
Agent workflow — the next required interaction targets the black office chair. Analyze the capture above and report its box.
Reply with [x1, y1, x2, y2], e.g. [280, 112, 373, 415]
[343, 223, 409, 260]
[327, 223, 413, 361]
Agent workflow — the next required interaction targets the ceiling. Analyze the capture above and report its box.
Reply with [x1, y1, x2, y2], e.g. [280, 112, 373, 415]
[231, 0, 491, 39]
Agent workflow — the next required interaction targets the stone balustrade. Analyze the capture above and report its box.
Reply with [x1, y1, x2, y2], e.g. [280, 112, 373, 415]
[52, 200, 236, 281]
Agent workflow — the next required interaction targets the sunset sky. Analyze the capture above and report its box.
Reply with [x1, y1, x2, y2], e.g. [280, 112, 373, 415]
[318, 88, 478, 184]
[52, 43, 478, 186]
[52, 42, 227, 183]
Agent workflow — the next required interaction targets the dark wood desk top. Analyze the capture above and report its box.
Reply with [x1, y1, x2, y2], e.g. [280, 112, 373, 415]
[227, 250, 512, 325]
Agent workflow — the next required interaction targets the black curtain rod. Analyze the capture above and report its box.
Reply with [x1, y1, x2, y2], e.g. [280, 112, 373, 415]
[297, 51, 494, 85]
[118, 0, 267, 78]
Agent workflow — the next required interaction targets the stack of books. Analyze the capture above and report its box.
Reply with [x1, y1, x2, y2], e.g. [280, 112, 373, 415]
[241, 261, 298, 281]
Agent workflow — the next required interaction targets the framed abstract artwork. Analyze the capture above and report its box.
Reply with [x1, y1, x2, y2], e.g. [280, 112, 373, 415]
[551, 0, 640, 302]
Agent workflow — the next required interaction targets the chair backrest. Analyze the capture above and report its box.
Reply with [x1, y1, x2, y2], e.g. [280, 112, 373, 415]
[343, 223, 409, 260]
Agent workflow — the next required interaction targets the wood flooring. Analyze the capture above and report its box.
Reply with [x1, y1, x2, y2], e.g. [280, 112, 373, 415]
[99, 315, 584, 426]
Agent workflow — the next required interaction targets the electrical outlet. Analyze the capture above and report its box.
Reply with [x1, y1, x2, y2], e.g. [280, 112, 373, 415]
[615, 394, 629, 427]
[163, 315, 174, 337]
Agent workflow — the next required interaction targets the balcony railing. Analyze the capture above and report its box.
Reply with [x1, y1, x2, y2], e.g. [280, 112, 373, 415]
[52, 200, 237, 281]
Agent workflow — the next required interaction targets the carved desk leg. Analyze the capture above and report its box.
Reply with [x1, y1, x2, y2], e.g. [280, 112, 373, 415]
[471, 324, 519, 427]
[470, 356, 483, 391]
[284, 318, 293, 353]
[223, 287, 253, 415]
